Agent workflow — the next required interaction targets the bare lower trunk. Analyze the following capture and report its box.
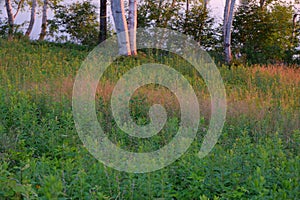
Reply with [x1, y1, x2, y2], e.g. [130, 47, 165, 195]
[204, 0, 208, 9]
[128, 0, 137, 55]
[259, 0, 266, 8]
[5, 0, 14, 40]
[186, 0, 189, 12]
[99, 0, 107, 43]
[111, 0, 131, 55]
[39, 0, 48, 41]
[293, 14, 298, 41]
[25, 0, 37, 37]
[223, 0, 236, 65]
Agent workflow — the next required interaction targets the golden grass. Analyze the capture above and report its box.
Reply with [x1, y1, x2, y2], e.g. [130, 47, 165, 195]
[251, 64, 300, 86]
[21, 65, 299, 131]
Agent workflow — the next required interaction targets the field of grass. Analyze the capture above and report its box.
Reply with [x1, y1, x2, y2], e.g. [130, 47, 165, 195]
[0, 39, 299, 199]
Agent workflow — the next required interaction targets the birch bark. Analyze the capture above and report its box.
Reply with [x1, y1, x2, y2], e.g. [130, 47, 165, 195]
[25, 0, 37, 37]
[128, 0, 137, 55]
[111, 0, 131, 55]
[223, 0, 236, 65]
[5, 0, 14, 40]
[39, 0, 48, 41]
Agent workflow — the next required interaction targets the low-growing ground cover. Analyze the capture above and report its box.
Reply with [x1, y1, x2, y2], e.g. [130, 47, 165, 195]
[0, 39, 299, 199]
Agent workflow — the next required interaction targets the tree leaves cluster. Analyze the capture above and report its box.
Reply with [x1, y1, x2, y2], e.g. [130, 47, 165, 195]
[232, 0, 298, 64]
[138, 0, 217, 50]
[48, 1, 99, 46]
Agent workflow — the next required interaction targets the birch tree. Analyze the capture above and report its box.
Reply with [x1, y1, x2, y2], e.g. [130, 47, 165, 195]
[111, 0, 137, 56]
[39, 0, 48, 40]
[128, 0, 137, 55]
[223, 0, 236, 65]
[5, 0, 14, 40]
[111, 0, 131, 55]
[4, 0, 24, 40]
[25, 0, 37, 37]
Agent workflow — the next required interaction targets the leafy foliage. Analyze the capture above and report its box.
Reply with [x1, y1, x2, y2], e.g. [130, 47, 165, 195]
[137, 0, 181, 28]
[48, 1, 99, 46]
[232, 0, 297, 64]
[0, 39, 299, 199]
[178, 4, 217, 50]
[138, 0, 218, 50]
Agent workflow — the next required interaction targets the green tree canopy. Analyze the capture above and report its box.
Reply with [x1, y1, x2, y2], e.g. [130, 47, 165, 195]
[138, 0, 217, 50]
[232, 0, 297, 64]
[49, 1, 99, 46]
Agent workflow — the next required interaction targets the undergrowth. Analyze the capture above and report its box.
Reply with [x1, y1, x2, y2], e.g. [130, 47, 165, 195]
[0, 39, 299, 199]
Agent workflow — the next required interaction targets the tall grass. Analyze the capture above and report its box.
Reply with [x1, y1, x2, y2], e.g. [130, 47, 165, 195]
[0, 39, 299, 199]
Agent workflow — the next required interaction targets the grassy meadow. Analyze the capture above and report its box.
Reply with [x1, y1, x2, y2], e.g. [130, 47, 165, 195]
[0, 39, 299, 199]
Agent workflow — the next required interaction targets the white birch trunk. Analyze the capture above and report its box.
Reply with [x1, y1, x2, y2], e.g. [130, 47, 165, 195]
[25, 0, 37, 37]
[223, 0, 236, 65]
[111, 0, 131, 56]
[128, 0, 137, 55]
[5, 0, 14, 40]
[39, 0, 48, 41]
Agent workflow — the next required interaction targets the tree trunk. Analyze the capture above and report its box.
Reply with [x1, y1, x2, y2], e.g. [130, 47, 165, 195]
[99, 0, 107, 43]
[39, 0, 48, 41]
[223, 0, 236, 65]
[25, 0, 37, 37]
[111, 0, 131, 55]
[186, 0, 189, 12]
[259, 0, 266, 8]
[128, 0, 137, 55]
[5, 0, 14, 40]
[13, 0, 25, 19]
[293, 14, 298, 42]
[203, 0, 208, 9]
